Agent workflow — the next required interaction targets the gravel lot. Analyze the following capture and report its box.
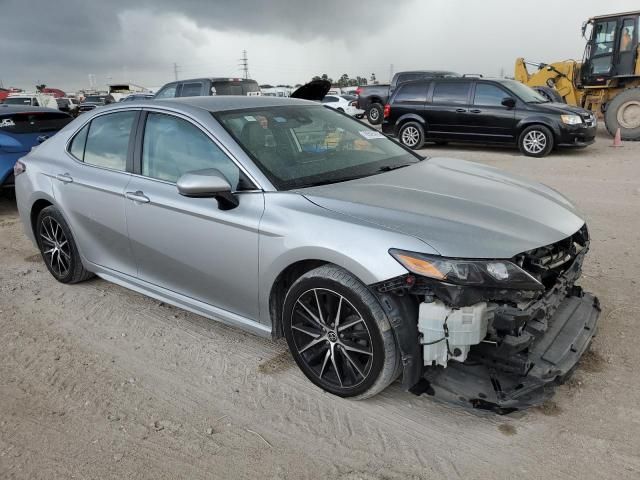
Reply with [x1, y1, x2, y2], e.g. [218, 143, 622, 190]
[1, 125, 639, 479]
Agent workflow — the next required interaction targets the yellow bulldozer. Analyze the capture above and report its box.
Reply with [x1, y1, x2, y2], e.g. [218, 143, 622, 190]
[516, 10, 640, 140]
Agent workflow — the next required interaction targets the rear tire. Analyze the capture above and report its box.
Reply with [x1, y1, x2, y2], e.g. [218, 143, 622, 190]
[604, 87, 640, 141]
[518, 125, 554, 157]
[283, 265, 400, 399]
[366, 103, 383, 125]
[36, 206, 93, 284]
[398, 121, 425, 150]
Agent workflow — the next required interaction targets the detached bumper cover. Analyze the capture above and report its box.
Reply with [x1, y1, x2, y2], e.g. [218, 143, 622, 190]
[420, 291, 600, 412]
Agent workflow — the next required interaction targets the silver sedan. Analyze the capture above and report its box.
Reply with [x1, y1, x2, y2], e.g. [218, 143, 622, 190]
[14, 96, 600, 410]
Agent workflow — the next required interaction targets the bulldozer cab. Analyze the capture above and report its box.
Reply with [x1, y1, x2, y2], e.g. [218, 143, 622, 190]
[581, 11, 640, 86]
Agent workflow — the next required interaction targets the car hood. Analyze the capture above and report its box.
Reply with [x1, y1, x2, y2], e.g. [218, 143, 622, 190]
[298, 158, 585, 259]
[532, 102, 592, 117]
[290, 80, 331, 101]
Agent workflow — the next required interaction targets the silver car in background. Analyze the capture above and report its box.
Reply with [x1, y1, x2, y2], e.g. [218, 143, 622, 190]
[14, 95, 600, 412]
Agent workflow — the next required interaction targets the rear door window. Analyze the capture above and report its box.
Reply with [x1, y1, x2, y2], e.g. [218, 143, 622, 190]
[432, 82, 471, 104]
[473, 83, 509, 106]
[179, 82, 203, 97]
[83, 111, 136, 171]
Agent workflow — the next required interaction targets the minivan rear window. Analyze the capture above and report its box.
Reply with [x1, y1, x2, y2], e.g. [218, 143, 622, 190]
[0, 112, 71, 134]
[432, 82, 471, 104]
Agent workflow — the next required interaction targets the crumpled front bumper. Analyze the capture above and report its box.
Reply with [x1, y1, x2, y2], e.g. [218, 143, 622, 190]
[418, 290, 600, 413]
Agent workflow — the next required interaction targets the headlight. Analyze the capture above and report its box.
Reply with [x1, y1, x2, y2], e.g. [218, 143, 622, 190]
[561, 114, 582, 125]
[389, 249, 543, 290]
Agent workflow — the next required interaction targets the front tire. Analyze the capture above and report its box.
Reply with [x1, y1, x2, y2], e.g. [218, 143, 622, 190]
[283, 265, 400, 399]
[36, 206, 93, 284]
[366, 103, 383, 125]
[518, 125, 554, 157]
[604, 87, 640, 141]
[398, 121, 425, 150]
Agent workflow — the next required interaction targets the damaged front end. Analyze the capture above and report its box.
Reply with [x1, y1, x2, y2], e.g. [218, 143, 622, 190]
[373, 224, 600, 413]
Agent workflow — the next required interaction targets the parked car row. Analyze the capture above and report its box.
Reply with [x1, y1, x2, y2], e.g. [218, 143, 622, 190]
[381, 77, 597, 157]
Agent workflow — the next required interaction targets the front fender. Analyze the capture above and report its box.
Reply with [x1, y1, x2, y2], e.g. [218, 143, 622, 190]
[517, 117, 561, 139]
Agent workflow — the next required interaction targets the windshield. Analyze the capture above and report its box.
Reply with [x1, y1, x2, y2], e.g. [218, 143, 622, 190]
[502, 80, 549, 103]
[84, 96, 105, 103]
[215, 105, 419, 190]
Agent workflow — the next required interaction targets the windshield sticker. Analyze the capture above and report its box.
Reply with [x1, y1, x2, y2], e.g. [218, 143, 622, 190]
[273, 116, 287, 123]
[244, 116, 256, 122]
[0, 118, 16, 128]
[359, 130, 385, 140]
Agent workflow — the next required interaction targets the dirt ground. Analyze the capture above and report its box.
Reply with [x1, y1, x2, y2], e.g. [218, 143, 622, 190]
[1, 125, 640, 479]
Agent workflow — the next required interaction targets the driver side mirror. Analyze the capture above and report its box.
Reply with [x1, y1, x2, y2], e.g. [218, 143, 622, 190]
[176, 168, 239, 210]
[501, 97, 516, 109]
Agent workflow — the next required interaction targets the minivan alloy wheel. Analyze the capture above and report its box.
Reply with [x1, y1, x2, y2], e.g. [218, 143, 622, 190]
[39, 216, 71, 277]
[522, 130, 547, 154]
[290, 288, 374, 389]
[401, 126, 420, 147]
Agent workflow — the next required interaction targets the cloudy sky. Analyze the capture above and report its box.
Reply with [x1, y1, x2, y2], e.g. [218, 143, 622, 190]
[0, 0, 638, 92]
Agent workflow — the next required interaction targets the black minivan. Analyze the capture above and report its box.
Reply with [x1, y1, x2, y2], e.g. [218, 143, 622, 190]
[381, 78, 597, 157]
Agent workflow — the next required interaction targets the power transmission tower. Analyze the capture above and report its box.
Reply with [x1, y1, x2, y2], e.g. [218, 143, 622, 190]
[239, 50, 249, 79]
[173, 62, 180, 81]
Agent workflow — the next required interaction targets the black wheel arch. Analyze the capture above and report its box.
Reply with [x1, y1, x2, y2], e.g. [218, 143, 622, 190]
[395, 114, 427, 134]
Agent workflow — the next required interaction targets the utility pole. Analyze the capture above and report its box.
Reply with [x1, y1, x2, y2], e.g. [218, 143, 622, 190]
[389, 64, 394, 82]
[173, 62, 179, 81]
[239, 50, 249, 79]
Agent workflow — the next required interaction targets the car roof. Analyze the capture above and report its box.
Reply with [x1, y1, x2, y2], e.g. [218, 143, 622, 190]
[164, 77, 258, 84]
[397, 70, 460, 75]
[0, 104, 66, 115]
[151, 95, 318, 112]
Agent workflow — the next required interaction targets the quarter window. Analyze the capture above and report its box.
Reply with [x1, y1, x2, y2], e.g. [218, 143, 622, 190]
[68, 123, 89, 160]
[83, 111, 136, 171]
[395, 83, 428, 103]
[474, 84, 508, 106]
[141, 113, 242, 188]
[432, 82, 471, 104]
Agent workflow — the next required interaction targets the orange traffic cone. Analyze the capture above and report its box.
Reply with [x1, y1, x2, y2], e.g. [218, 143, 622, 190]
[611, 127, 624, 147]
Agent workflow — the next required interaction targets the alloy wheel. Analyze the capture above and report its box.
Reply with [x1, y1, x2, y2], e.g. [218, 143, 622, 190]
[401, 126, 420, 147]
[290, 288, 374, 389]
[39, 216, 71, 278]
[369, 108, 379, 121]
[523, 130, 547, 154]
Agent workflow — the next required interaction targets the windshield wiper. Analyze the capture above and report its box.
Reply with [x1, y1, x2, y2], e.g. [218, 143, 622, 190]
[376, 163, 414, 172]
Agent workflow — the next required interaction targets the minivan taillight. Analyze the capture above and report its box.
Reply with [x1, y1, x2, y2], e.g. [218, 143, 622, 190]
[383, 104, 391, 119]
[13, 160, 26, 177]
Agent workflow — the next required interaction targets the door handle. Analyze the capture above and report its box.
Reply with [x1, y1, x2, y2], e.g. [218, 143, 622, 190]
[470, 109, 482, 114]
[455, 108, 467, 113]
[55, 173, 73, 184]
[125, 191, 150, 203]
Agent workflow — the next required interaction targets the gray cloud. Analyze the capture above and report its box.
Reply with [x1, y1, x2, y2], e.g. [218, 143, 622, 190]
[1, 0, 639, 92]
